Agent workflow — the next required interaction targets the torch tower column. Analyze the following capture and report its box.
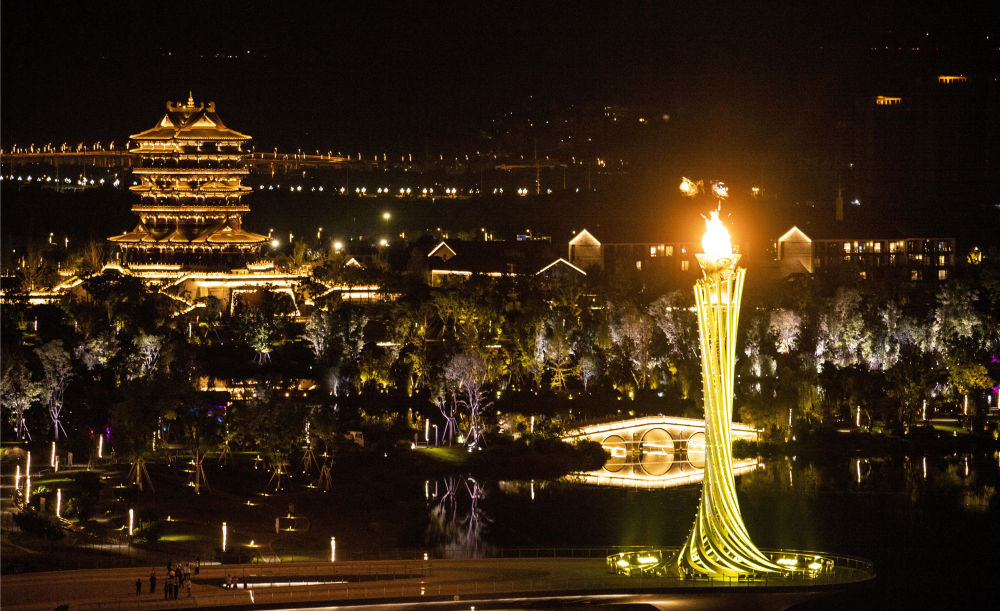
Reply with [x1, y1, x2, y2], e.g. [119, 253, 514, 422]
[677, 213, 781, 577]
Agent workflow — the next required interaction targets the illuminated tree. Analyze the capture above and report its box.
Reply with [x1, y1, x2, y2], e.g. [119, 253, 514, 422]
[35, 340, 73, 440]
[74, 332, 119, 371]
[538, 315, 575, 389]
[649, 291, 700, 399]
[129, 333, 162, 379]
[933, 283, 982, 352]
[301, 310, 333, 362]
[16, 247, 56, 292]
[948, 362, 994, 426]
[608, 302, 658, 390]
[1, 356, 41, 440]
[445, 352, 493, 448]
[815, 288, 866, 367]
[235, 292, 293, 365]
[231, 385, 307, 492]
[768, 308, 802, 355]
[577, 353, 599, 393]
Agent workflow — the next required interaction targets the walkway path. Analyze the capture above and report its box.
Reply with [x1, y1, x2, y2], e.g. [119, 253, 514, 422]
[3, 557, 856, 611]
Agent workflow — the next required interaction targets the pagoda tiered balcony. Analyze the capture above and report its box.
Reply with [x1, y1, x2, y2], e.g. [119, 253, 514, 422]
[132, 167, 250, 176]
[131, 204, 251, 213]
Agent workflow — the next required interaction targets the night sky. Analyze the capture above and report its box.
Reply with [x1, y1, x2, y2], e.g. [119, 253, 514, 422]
[3, 2, 996, 151]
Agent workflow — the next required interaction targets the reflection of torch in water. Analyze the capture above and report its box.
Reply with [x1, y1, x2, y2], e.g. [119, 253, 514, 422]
[922, 456, 927, 479]
[922, 400, 927, 421]
[222, 522, 227, 552]
[98, 435, 103, 459]
[128, 508, 134, 536]
[56, 490, 62, 518]
[330, 536, 336, 562]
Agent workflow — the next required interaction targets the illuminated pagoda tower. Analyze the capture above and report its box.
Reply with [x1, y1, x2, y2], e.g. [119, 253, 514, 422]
[111, 93, 267, 271]
[108, 94, 298, 308]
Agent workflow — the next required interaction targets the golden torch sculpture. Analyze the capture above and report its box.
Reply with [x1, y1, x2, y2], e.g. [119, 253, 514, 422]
[677, 211, 781, 577]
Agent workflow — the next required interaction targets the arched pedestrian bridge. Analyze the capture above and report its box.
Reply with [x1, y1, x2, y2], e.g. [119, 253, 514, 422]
[562, 416, 760, 489]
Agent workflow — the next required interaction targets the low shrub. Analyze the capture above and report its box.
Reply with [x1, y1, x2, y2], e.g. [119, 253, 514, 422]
[13, 509, 64, 540]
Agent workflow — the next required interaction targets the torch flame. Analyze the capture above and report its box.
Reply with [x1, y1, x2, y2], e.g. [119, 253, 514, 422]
[702, 210, 732, 262]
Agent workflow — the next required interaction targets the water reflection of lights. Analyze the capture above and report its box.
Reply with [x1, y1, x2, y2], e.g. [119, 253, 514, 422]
[567, 459, 761, 489]
[427, 476, 489, 557]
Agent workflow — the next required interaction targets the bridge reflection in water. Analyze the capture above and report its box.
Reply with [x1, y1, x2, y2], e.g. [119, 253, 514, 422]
[562, 416, 761, 489]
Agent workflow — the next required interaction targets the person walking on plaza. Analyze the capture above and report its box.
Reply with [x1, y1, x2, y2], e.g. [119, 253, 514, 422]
[135, 578, 141, 596]
[150, 569, 157, 593]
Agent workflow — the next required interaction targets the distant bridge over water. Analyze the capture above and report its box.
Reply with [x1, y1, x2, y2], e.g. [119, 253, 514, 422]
[562, 415, 760, 489]
[0, 150, 352, 172]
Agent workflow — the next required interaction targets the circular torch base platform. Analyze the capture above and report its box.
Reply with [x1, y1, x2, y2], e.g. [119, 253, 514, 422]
[608, 548, 874, 589]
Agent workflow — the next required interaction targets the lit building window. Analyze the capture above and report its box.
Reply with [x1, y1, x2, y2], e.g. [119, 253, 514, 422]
[937, 75, 967, 84]
[874, 242, 882, 253]
[681, 260, 690, 271]
[875, 96, 902, 105]
[938, 269, 948, 281]
[843, 242, 851, 253]
[938, 255, 946, 266]
[911, 270, 922, 281]
[665, 245, 674, 256]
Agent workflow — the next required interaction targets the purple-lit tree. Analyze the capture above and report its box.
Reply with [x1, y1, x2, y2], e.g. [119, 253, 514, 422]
[445, 352, 493, 448]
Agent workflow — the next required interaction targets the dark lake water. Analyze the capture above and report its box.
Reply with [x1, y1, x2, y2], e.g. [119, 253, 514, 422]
[418, 451, 1000, 610]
